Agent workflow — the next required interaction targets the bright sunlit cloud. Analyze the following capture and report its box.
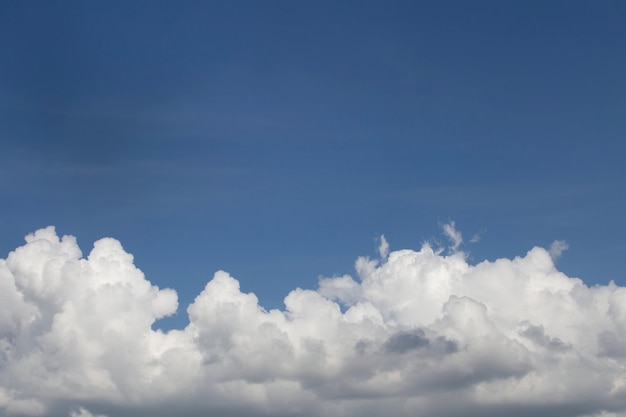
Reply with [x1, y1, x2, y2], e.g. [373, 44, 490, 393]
[2, 226, 626, 417]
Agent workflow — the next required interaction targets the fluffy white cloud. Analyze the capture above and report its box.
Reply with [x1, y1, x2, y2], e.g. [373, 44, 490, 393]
[1, 226, 626, 417]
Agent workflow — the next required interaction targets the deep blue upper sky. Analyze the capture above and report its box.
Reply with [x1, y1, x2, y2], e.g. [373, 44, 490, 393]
[1, 1, 625, 325]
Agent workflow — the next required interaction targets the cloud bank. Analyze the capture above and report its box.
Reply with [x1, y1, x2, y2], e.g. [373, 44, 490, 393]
[2, 227, 626, 417]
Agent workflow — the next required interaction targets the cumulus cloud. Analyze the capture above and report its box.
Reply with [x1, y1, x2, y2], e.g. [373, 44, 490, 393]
[1, 226, 626, 417]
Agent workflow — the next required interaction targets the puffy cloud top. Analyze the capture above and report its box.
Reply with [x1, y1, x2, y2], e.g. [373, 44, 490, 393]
[1, 227, 626, 417]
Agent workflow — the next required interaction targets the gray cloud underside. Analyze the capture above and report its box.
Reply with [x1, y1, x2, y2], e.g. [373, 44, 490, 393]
[2, 227, 626, 417]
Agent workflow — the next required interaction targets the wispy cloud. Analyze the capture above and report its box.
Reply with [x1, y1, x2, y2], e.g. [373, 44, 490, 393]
[0, 227, 624, 417]
[441, 221, 463, 252]
[549, 239, 569, 260]
[378, 234, 390, 261]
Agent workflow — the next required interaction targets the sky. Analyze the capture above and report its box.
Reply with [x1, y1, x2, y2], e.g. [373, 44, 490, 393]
[1, 1, 626, 416]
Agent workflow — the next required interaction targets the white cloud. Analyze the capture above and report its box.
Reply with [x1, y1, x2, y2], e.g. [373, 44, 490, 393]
[1, 226, 626, 417]
[549, 239, 569, 260]
[378, 234, 389, 261]
[441, 221, 463, 252]
[69, 407, 107, 417]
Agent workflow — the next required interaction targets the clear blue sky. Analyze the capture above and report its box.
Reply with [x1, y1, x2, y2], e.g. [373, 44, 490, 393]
[1, 1, 625, 327]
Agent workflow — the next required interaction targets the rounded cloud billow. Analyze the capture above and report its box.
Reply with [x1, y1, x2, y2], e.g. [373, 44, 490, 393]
[2, 226, 626, 417]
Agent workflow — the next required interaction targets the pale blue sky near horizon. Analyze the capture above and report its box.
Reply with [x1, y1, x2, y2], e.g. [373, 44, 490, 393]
[1, 1, 625, 328]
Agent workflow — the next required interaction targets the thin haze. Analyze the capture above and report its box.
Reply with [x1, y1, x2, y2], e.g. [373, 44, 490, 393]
[1, 1, 626, 416]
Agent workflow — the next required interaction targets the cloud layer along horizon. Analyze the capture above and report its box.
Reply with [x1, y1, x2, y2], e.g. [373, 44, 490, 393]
[2, 227, 626, 417]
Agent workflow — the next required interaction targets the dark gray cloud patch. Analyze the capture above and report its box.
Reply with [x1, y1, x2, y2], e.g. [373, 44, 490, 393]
[354, 339, 373, 356]
[518, 322, 571, 352]
[434, 336, 459, 354]
[383, 329, 458, 356]
[384, 329, 430, 354]
[597, 331, 626, 358]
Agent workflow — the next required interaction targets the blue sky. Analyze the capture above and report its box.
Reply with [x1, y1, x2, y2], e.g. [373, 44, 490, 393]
[2, 0, 625, 326]
[4, 3, 626, 417]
